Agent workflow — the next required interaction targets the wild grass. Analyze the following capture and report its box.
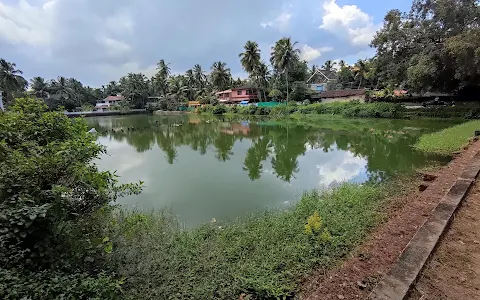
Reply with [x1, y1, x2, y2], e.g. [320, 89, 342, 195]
[414, 120, 480, 155]
[104, 184, 387, 299]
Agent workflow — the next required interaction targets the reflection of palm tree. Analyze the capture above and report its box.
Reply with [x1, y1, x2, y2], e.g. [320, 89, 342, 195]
[243, 137, 271, 180]
[214, 133, 235, 162]
[156, 129, 177, 164]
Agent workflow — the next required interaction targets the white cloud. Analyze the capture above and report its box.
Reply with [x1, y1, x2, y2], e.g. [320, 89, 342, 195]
[316, 151, 367, 187]
[299, 44, 334, 62]
[0, 0, 56, 47]
[319, 0, 380, 46]
[261, 12, 292, 32]
[101, 38, 132, 57]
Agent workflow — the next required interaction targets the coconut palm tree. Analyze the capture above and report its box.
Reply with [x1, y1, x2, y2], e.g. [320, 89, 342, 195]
[66, 78, 84, 106]
[168, 75, 188, 100]
[0, 58, 26, 103]
[239, 41, 261, 75]
[193, 64, 206, 89]
[339, 60, 346, 69]
[322, 60, 336, 72]
[49, 76, 74, 101]
[239, 41, 262, 98]
[30, 76, 49, 99]
[353, 59, 370, 89]
[156, 59, 171, 80]
[270, 37, 300, 102]
[210, 61, 231, 91]
[105, 80, 121, 96]
[253, 62, 270, 101]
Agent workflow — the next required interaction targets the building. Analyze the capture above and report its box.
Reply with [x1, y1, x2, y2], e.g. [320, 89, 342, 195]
[310, 89, 367, 103]
[216, 86, 259, 103]
[95, 95, 125, 111]
[307, 69, 338, 92]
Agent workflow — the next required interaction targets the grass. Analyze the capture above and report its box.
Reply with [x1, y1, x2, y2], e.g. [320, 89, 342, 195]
[105, 184, 387, 299]
[414, 120, 480, 155]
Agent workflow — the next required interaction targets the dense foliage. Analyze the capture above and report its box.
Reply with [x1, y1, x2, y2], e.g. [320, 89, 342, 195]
[197, 101, 406, 119]
[372, 0, 480, 93]
[0, 98, 141, 299]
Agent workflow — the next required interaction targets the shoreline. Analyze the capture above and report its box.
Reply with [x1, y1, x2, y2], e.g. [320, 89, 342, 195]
[300, 140, 480, 300]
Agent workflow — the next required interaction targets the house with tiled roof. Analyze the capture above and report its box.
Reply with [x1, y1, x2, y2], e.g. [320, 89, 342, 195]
[310, 89, 367, 103]
[307, 69, 338, 92]
[95, 94, 125, 111]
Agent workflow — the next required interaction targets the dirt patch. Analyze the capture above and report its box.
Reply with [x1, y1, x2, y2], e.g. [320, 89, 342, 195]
[300, 141, 480, 300]
[406, 181, 480, 300]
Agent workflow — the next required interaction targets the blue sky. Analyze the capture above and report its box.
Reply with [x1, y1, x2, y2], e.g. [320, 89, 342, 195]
[0, 0, 412, 87]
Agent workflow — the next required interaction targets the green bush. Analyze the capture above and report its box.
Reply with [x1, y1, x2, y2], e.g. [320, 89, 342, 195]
[0, 98, 141, 298]
[0, 268, 122, 300]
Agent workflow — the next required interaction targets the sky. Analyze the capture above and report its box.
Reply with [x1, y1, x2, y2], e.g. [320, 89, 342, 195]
[0, 0, 411, 87]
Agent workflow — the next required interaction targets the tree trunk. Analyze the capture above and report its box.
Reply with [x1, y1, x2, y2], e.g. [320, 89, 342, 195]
[285, 70, 289, 103]
[358, 76, 363, 89]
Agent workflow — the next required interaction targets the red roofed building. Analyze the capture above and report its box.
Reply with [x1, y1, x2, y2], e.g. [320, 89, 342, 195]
[95, 95, 125, 111]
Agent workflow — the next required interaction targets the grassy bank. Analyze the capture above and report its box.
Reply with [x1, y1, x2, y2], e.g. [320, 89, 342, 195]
[196, 101, 480, 119]
[104, 184, 387, 299]
[414, 120, 480, 155]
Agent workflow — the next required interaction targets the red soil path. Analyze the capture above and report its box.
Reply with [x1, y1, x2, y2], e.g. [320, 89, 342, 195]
[300, 141, 480, 300]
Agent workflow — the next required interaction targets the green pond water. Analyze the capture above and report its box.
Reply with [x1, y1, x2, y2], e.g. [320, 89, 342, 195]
[87, 114, 453, 226]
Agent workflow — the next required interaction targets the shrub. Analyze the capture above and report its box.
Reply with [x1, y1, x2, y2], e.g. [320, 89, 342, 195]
[103, 184, 385, 299]
[0, 98, 141, 297]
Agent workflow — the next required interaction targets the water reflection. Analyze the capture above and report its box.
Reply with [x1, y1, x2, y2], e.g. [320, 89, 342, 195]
[89, 115, 444, 184]
[87, 115, 450, 226]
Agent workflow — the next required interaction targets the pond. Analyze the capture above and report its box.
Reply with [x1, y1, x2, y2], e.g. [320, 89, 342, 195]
[87, 114, 452, 226]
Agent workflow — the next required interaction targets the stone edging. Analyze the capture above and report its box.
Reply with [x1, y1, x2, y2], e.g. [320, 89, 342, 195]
[367, 151, 480, 300]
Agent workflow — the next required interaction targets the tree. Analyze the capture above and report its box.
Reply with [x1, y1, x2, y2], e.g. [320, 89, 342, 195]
[193, 64, 207, 89]
[253, 62, 270, 101]
[49, 77, 73, 101]
[372, 0, 480, 92]
[239, 41, 262, 97]
[119, 73, 150, 108]
[239, 41, 261, 75]
[322, 60, 336, 72]
[30, 77, 49, 99]
[0, 97, 140, 298]
[353, 59, 370, 89]
[105, 81, 121, 96]
[0, 58, 27, 104]
[270, 37, 300, 102]
[210, 61, 231, 91]
[156, 59, 171, 80]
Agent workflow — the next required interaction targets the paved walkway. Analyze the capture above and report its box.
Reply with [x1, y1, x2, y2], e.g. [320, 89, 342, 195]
[407, 181, 480, 300]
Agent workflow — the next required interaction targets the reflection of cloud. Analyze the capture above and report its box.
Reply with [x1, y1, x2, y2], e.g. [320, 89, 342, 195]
[96, 138, 148, 180]
[316, 151, 367, 187]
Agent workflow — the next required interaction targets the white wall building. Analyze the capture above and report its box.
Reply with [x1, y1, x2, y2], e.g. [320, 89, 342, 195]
[95, 95, 124, 111]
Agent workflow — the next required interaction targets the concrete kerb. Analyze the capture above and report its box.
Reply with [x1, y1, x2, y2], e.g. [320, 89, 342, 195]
[367, 151, 480, 300]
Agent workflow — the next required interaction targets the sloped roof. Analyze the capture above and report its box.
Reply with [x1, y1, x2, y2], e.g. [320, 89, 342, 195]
[311, 89, 366, 99]
[104, 95, 124, 101]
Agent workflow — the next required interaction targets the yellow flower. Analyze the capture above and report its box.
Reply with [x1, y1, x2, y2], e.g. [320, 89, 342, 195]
[305, 211, 323, 235]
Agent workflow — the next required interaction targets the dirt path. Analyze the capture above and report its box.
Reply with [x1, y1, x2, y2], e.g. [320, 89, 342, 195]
[407, 181, 480, 300]
[300, 141, 480, 300]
